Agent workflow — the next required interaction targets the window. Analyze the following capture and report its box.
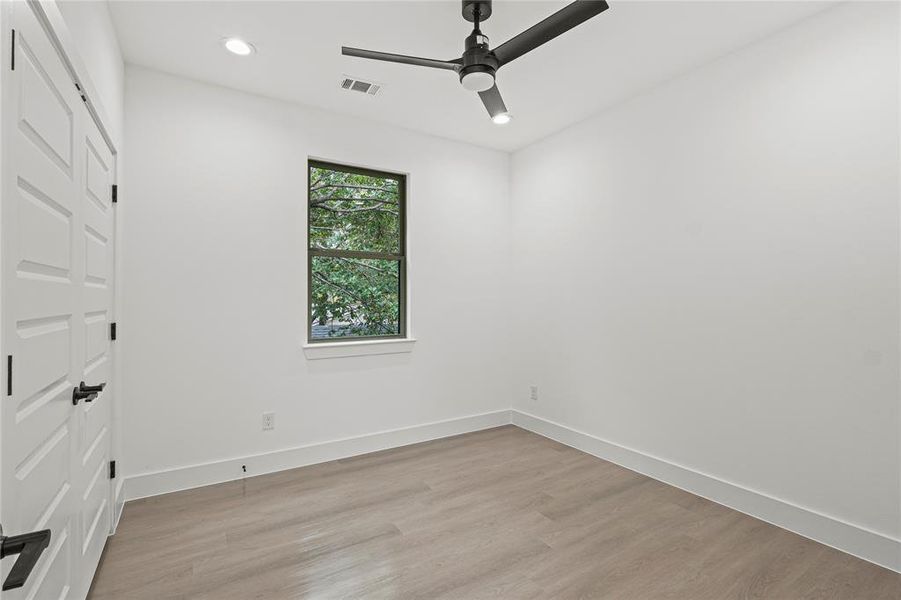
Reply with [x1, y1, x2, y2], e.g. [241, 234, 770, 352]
[308, 160, 406, 342]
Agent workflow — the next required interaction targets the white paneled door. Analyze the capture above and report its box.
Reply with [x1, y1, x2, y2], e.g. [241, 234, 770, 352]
[1, 2, 116, 599]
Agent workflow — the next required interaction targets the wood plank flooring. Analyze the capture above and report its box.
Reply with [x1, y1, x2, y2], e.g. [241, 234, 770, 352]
[88, 426, 900, 599]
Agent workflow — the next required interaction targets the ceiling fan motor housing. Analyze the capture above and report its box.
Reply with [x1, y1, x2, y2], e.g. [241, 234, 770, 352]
[460, 29, 498, 90]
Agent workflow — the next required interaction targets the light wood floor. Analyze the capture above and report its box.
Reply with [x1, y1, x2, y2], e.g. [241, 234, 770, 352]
[88, 426, 900, 599]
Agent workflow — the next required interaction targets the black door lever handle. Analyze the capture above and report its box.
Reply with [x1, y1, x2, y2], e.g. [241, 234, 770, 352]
[72, 387, 98, 405]
[0, 528, 51, 590]
[79, 381, 106, 393]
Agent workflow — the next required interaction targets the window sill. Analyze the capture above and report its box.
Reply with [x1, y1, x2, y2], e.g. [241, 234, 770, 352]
[303, 338, 417, 360]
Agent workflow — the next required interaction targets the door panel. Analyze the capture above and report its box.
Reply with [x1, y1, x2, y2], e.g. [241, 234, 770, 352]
[83, 228, 107, 287]
[16, 181, 71, 276]
[2, 2, 116, 598]
[14, 317, 70, 407]
[84, 140, 109, 214]
[83, 311, 108, 370]
[16, 32, 74, 174]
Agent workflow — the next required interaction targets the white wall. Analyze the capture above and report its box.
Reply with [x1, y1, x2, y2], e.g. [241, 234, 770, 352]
[511, 0, 899, 549]
[122, 66, 511, 488]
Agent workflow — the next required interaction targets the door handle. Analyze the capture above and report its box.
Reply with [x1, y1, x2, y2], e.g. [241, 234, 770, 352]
[79, 381, 106, 394]
[72, 387, 98, 405]
[0, 525, 51, 591]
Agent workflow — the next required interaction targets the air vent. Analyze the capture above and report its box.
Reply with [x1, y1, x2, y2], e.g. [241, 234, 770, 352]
[340, 76, 381, 96]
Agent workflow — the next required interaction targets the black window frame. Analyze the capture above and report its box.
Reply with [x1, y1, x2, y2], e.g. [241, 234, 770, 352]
[307, 159, 407, 343]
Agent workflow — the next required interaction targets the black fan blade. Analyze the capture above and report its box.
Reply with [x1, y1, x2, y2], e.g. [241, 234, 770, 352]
[492, 0, 609, 66]
[478, 84, 508, 119]
[342, 47, 461, 71]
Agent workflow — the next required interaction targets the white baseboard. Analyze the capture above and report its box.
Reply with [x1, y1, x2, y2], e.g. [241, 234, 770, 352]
[123, 407, 899, 574]
[125, 409, 512, 501]
[512, 410, 901, 573]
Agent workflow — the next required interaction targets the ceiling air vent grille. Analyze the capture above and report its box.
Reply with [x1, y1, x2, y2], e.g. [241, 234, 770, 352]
[340, 76, 381, 96]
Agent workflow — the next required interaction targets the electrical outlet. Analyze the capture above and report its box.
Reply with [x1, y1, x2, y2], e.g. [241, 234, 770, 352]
[530, 386, 539, 401]
[262, 412, 275, 431]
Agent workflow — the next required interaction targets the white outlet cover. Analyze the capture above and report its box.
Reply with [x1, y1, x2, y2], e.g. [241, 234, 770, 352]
[262, 412, 275, 430]
[530, 386, 539, 401]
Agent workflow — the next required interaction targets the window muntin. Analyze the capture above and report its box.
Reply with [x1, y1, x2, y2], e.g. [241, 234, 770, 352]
[308, 161, 406, 342]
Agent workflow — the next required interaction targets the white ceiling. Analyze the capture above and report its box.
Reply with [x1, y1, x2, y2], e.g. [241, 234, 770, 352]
[109, 0, 834, 152]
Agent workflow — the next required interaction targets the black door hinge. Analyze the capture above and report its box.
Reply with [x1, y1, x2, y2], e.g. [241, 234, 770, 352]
[110, 322, 117, 341]
[10, 29, 15, 71]
[109, 460, 116, 479]
[111, 184, 118, 204]
[6, 355, 11, 396]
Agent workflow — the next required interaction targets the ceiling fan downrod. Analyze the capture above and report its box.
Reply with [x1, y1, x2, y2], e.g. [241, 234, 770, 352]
[460, 1, 498, 92]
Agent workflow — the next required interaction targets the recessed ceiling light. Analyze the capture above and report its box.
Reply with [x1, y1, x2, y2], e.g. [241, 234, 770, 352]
[492, 112, 512, 125]
[223, 38, 254, 56]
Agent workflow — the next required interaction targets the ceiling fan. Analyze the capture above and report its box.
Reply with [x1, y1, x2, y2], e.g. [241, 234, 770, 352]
[342, 0, 610, 124]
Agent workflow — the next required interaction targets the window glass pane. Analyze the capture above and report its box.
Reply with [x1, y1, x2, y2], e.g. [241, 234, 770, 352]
[310, 165, 401, 254]
[310, 256, 401, 339]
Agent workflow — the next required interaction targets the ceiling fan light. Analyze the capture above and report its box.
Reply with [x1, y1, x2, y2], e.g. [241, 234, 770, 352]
[461, 70, 495, 92]
[492, 112, 512, 125]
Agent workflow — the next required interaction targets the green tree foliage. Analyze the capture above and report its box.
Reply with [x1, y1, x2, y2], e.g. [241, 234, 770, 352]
[309, 166, 402, 339]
